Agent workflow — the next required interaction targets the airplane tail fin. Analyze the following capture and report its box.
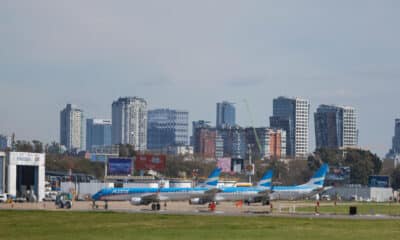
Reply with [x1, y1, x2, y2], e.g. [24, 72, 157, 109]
[257, 169, 273, 189]
[198, 168, 222, 188]
[305, 164, 329, 188]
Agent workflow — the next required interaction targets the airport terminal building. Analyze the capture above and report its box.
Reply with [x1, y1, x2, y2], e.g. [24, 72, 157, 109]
[0, 152, 45, 202]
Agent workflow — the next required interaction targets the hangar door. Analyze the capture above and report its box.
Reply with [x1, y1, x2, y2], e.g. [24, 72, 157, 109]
[16, 165, 38, 200]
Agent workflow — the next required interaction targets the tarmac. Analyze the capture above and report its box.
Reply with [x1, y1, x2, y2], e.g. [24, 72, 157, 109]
[1, 201, 400, 220]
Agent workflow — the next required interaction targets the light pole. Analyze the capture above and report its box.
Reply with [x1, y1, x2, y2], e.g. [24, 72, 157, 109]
[248, 144, 254, 184]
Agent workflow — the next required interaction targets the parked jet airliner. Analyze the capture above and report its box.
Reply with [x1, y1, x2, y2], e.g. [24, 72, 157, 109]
[92, 168, 222, 211]
[269, 164, 329, 200]
[189, 169, 273, 206]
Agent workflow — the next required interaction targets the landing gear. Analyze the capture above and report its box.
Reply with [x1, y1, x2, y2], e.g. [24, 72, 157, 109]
[262, 200, 270, 206]
[151, 203, 161, 211]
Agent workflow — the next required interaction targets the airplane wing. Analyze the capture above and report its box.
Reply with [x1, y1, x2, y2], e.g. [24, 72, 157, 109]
[190, 188, 221, 199]
[257, 189, 272, 195]
[303, 187, 331, 198]
[204, 188, 222, 195]
[140, 193, 161, 202]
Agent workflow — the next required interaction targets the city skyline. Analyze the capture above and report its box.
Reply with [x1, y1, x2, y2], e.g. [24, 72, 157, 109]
[1, 1, 400, 157]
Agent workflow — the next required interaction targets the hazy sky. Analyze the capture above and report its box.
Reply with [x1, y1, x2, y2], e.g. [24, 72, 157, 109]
[1, 1, 399, 156]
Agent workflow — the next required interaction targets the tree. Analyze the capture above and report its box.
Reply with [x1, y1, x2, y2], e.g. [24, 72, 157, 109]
[391, 166, 400, 190]
[32, 140, 43, 153]
[346, 157, 373, 185]
[119, 144, 136, 157]
[344, 149, 379, 185]
[313, 148, 382, 185]
[268, 160, 289, 185]
[46, 153, 105, 179]
[370, 153, 382, 175]
[15, 140, 34, 152]
[289, 160, 313, 184]
[46, 142, 62, 154]
[314, 148, 343, 166]
[307, 154, 321, 172]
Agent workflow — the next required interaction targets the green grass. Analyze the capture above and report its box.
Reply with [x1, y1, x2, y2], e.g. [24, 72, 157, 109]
[293, 202, 400, 216]
[1, 211, 400, 240]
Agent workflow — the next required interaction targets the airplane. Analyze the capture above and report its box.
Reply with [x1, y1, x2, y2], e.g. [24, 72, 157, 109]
[91, 168, 222, 211]
[189, 169, 273, 206]
[269, 163, 329, 201]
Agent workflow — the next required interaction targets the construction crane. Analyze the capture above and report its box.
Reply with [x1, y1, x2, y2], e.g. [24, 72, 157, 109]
[243, 99, 263, 184]
[243, 99, 262, 153]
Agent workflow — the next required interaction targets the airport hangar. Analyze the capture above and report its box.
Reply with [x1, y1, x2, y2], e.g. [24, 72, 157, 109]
[0, 151, 45, 201]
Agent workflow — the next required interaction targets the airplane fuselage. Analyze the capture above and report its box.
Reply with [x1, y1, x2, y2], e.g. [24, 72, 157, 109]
[93, 187, 212, 202]
[269, 185, 320, 200]
[214, 187, 270, 203]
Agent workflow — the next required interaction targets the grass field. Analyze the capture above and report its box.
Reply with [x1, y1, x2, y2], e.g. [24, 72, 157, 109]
[291, 202, 400, 216]
[1, 211, 400, 240]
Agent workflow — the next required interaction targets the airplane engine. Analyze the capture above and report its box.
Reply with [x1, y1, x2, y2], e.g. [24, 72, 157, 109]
[189, 198, 207, 205]
[130, 197, 145, 206]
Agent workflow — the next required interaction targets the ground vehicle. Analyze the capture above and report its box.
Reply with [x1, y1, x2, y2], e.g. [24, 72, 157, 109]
[43, 191, 58, 201]
[55, 193, 73, 209]
[321, 194, 331, 201]
[0, 194, 7, 203]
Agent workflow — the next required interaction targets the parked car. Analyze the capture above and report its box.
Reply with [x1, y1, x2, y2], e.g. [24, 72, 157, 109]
[15, 197, 27, 203]
[0, 194, 7, 203]
[321, 194, 331, 201]
[43, 191, 58, 202]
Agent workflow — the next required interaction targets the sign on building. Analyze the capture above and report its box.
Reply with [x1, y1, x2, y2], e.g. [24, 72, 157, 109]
[107, 158, 133, 176]
[134, 154, 166, 171]
[217, 158, 231, 173]
[326, 166, 351, 185]
[368, 175, 390, 188]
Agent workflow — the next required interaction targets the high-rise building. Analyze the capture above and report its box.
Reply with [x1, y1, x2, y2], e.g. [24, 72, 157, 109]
[270, 96, 310, 158]
[0, 134, 12, 151]
[216, 101, 236, 128]
[86, 119, 112, 151]
[147, 109, 189, 150]
[314, 105, 358, 149]
[389, 119, 400, 156]
[342, 107, 358, 147]
[219, 126, 246, 159]
[60, 104, 84, 151]
[111, 97, 147, 151]
[245, 127, 286, 160]
[193, 127, 217, 159]
[191, 120, 211, 148]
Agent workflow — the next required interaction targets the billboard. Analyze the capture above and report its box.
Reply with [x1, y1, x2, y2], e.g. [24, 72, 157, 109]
[231, 158, 244, 173]
[326, 167, 350, 183]
[134, 154, 166, 171]
[217, 158, 231, 173]
[8, 152, 45, 166]
[368, 175, 390, 188]
[107, 158, 133, 176]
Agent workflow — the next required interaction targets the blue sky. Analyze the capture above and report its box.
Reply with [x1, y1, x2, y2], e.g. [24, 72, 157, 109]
[1, 1, 399, 156]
